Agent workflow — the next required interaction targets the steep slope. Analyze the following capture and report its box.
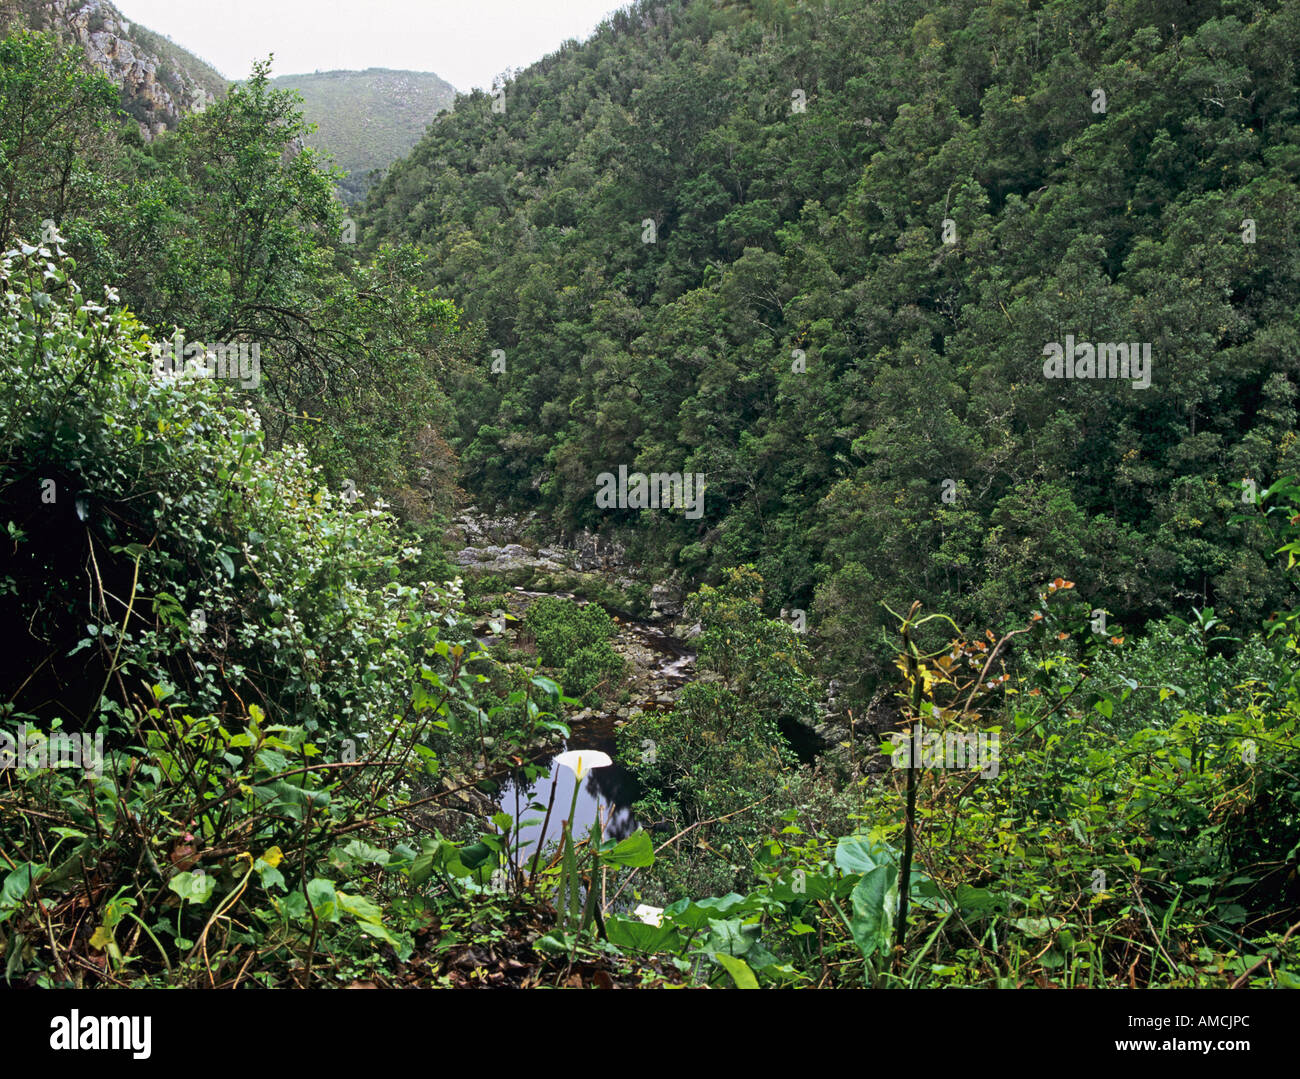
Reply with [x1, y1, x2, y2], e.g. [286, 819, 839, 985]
[0, 0, 226, 136]
[361, 0, 1300, 696]
[269, 68, 457, 204]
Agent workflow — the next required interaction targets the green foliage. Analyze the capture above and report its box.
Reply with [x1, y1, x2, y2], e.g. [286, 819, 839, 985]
[522, 596, 624, 705]
[558, 645, 626, 709]
[0, 45, 478, 528]
[0, 30, 119, 247]
[0, 242, 457, 737]
[844, 571, 1300, 988]
[0, 690, 527, 986]
[603, 829, 932, 988]
[621, 566, 826, 897]
[0, 243, 533, 984]
[3, 0, 1299, 993]
[1083, 613, 1275, 735]
[361, 0, 1300, 712]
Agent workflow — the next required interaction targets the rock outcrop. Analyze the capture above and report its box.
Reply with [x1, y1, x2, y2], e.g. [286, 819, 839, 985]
[447, 507, 685, 620]
[5, 0, 225, 139]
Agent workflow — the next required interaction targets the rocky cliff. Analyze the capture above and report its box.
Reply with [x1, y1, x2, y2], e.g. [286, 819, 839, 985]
[1, 0, 227, 138]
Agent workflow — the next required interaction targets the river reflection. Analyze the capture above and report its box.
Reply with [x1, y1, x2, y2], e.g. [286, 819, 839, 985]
[499, 743, 640, 868]
[491, 589, 695, 867]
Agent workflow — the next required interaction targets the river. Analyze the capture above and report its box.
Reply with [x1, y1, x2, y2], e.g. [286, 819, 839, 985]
[492, 589, 696, 867]
[451, 508, 835, 873]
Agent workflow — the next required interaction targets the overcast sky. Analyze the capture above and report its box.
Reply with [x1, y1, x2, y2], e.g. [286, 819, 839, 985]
[114, 0, 628, 91]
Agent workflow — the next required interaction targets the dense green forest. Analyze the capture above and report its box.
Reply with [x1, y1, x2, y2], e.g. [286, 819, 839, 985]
[364, 0, 1300, 705]
[1, 0, 1298, 992]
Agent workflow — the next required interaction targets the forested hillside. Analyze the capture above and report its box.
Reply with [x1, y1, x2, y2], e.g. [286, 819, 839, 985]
[267, 69, 457, 204]
[1, 0, 1298, 998]
[364, 0, 1300, 705]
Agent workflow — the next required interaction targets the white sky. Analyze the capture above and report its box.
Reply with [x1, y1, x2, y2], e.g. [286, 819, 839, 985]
[113, 0, 629, 91]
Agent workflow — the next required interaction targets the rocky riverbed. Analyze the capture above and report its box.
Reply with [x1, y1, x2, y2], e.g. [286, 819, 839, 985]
[437, 508, 704, 848]
[448, 507, 688, 622]
[447, 505, 706, 730]
[431, 507, 869, 845]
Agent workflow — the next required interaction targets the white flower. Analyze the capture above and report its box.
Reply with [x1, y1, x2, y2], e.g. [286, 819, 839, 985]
[552, 749, 612, 781]
[633, 904, 664, 927]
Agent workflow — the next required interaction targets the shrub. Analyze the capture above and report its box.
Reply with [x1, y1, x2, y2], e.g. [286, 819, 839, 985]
[0, 242, 503, 985]
[522, 595, 623, 705]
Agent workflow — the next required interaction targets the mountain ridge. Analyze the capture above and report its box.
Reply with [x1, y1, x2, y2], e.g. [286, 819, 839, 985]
[267, 66, 457, 204]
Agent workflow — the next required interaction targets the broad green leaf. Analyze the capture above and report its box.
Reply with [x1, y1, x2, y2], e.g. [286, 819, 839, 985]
[337, 839, 390, 867]
[603, 829, 654, 868]
[168, 871, 215, 904]
[604, 915, 683, 953]
[954, 884, 998, 913]
[848, 865, 896, 959]
[704, 917, 758, 958]
[336, 891, 384, 924]
[306, 877, 340, 921]
[411, 839, 471, 885]
[714, 952, 759, 988]
[1, 863, 42, 910]
[835, 833, 897, 876]
[663, 893, 753, 930]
